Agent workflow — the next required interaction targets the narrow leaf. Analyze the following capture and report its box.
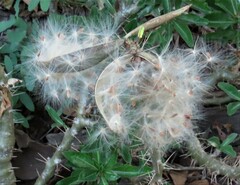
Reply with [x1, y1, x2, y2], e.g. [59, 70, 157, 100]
[163, 0, 171, 12]
[220, 145, 237, 157]
[207, 136, 221, 148]
[20, 93, 35, 111]
[227, 102, 240, 116]
[40, 0, 51, 11]
[13, 112, 29, 128]
[187, 0, 212, 13]
[0, 15, 16, 32]
[56, 169, 97, 185]
[218, 82, 240, 101]
[205, 13, 236, 29]
[28, 0, 40, 11]
[120, 145, 132, 164]
[4, 55, 13, 73]
[179, 14, 209, 25]
[63, 151, 98, 170]
[99, 177, 109, 185]
[215, 0, 239, 16]
[45, 105, 67, 128]
[174, 20, 194, 47]
[113, 165, 152, 178]
[222, 133, 238, 146]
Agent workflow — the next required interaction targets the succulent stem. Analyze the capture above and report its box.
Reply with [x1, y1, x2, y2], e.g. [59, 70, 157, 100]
[149, 148, 164, 184]
[186, 135, 240, 180]
[0, 67, 16, 185]
[34, 116, 86, 185]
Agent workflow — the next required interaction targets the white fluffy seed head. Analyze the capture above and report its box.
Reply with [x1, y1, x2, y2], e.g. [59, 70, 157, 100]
[95, 44, 213, 150]
[22, 15, 119, 109]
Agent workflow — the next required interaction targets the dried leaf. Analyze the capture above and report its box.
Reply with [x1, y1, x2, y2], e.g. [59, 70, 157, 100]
[0, 87, 11, 117]
[189, 179, 209, 185]
[169, 171, 188, 185]
[0, 0, 14, 9]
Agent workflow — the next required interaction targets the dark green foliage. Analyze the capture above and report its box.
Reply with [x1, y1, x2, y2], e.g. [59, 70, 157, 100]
[208, 133, 238, 157]
[218, 82, 240, 116]
[57, 149, 151, 185]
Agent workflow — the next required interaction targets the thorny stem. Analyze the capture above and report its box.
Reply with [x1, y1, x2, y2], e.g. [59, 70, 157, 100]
[203, 95, 232, 106]
[149, 148, 164, 185]
[186, 135, 240, 180]
[206, 70, 240, 86]
[124, 5, 191, 39]
[0, 67, 16, 185]
[34, 116, 87, 185]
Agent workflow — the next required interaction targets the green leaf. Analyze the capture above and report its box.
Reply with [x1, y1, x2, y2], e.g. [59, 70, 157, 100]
[207, 136, 221, 148]
[221, 133, 238, 146]
[72, 169, 97, 182]
[120, 145, 132, 164]
[206, 29, 238, 42]
[9, 53, 17, 66]
[12, 95, 19, 106]
[28, 0, 40, 11]
[7, 28, 26, 44]
[215, 0, 239, 16]
[63, 151, 98, 170]
[24, 75, 35, 91]
[205, 13, 236, 29]
[217, 82, 240, 101]
[45, 105, 67, 128]
[15, 18, 28, 30]
[40, 0, 51, 11]
[99, 177, 109, 185]
[104, 170, 120, 181]
[56, 169, 97, 185]
[104, 152, 118, 169]
[14, 0, 21, 17]
[0, 15, 16, 32]
[13, 112, 29, 128]
[179, 14, 209, 25]
[162, 0, 171, 12]
[104, 0, 115, 14]
[227, 102, 240, 116]
[56, 175, 79, 185]
[220, 145, 237, 157]
[4, 55, 13, 73]
[186, 0, 212, 13]
[20, 93, 35, 111]
[173, 20, 194, 47]
[113, 165, 152, 178]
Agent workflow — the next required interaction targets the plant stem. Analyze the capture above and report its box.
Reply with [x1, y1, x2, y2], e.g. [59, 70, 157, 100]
[0, 67, 16, 185]
[186, 135, 240, 180]
[149, 148, 164, 184]
[34, 117, 87, 185]
[203, 96, 232, 105]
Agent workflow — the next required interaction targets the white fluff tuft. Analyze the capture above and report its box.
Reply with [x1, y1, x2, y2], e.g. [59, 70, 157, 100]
[95, 42, 216, 149]
[23, 16, 119, 108]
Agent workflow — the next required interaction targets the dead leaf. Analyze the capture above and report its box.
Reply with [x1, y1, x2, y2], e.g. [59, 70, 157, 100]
[188, 179, 209, 185]
[212, 123, 227, 141]
[0, 0, 14, 9]
[223, 123, 232, 133]
[0, 87, 11, 117]
[169, 170, 188, 185]
[12, 140, 55, 180]
[15, 129, 31, 149]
